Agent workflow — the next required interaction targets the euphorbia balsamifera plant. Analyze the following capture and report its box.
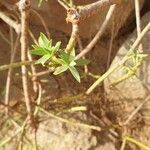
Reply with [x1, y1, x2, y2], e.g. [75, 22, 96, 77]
[31, 33, 90, 82]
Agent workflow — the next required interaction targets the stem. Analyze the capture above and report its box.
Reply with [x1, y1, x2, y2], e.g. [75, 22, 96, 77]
[123, 95, 150, 125]
[30, 9, 50, 38]
[78, 0, 120, 21]
[18, 0, 32, 120]
[39, 107, 101, 131]
[135, 0, 143, 53]
[57, 0, 70, 10]
[107, 16, 115, 69]
[76, 5, 116, 59]
[27, 51, 38, 93]
[65, 8, 80, 53]
[0, 61, 35, 72]
[0, 10, 21, 34]
[66, 23, 79, 53]
[5, 34, 20, 116]
[124, 136, 150, 150]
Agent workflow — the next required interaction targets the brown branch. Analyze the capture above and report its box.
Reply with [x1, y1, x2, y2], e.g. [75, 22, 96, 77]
[123, 95, 150, 126]
[30, 9, 51, 38]
[76, 5, 116, 59]
[77, 37, 88, 73]
[77, 0, 120, 21]
[0, 10, 21, 34]
[27, 51, 39, 93]
[58, 0, 120, 55]
[57, 0, 70, 10]
[18, 0, 32, 121]
[0, 61, 35, 72]
[30, 70, 52, 77]
[135, 0, 143, 53]
[107, 16, 115, 69]
[5, 34, 20, 116]
[65, 8, 80, 53]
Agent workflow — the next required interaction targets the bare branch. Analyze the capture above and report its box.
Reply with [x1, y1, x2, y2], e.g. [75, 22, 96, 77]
[123, 95, 150, 126]
[5, 34, 20, 116]
[18, 0, 32, 120]
[135, 0, 143, 53]
[0, 10, 21, 34]
[65, 8, 80, 53]
[76, 5, 116, 59]
[77, 0, 120, 21]
[0, 61, 35, 72]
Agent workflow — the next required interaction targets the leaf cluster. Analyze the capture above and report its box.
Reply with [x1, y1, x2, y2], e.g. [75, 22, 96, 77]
[31, 33, 90, 82]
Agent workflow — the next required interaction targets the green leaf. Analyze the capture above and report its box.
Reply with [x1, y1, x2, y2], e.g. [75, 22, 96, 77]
[75, 58, 90, 66]
[55, 58, 68, 65]
[35, 55, 50, 65]
[53, 65, 68, 75]
[31, 48, 50, 56]
[38, 33, 51, 49]
[69, 61, 76, 66]
[60, 52, 75, 65]
[130, 51, 148, 64]
[50, 42, 61, 57]
[49, 47, 57, 58]
[69, 66, 80, 82]
[60, 52, 70, 64]
[54, 41, 61, 52]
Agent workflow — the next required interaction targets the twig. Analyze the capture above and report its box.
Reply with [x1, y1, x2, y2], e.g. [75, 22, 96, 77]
[76, 5, 116, 59]
[0, 61, 35, 72]
[39, 106, 101, 131]
[0, 10, 21, 34]
[77, 0, 120, 22]
[30, 70, 52, 77]
[27, 50, 39, 93]
[121, 136, 150, 150]
[29, 29, 38, 44]
[0, 30, 10, 45]
[65, 8, 80, 53]
[135, 0, 143, 53]
[18, 0, 32, 121]
[34, 83, 42, 116]
[77, 37, 88, 73]
[123, 95, 150, 125]
[120, 138, 127, 150]
[107, 16, 115, 69]
[57, 0, 70, 10]
[86, 22, 150, 94]
[5, 34, 20, 116]
[30, 9, 50, 38]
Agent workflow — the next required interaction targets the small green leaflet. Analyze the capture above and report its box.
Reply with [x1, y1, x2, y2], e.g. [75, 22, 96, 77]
[38, 33, 52, 49]
[35, 55, 50, 65]
[31, 33, 61, 65]
[53, 65, 68, 75]
[129, 51, 148, 64]
[69, 66, 80, 83]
